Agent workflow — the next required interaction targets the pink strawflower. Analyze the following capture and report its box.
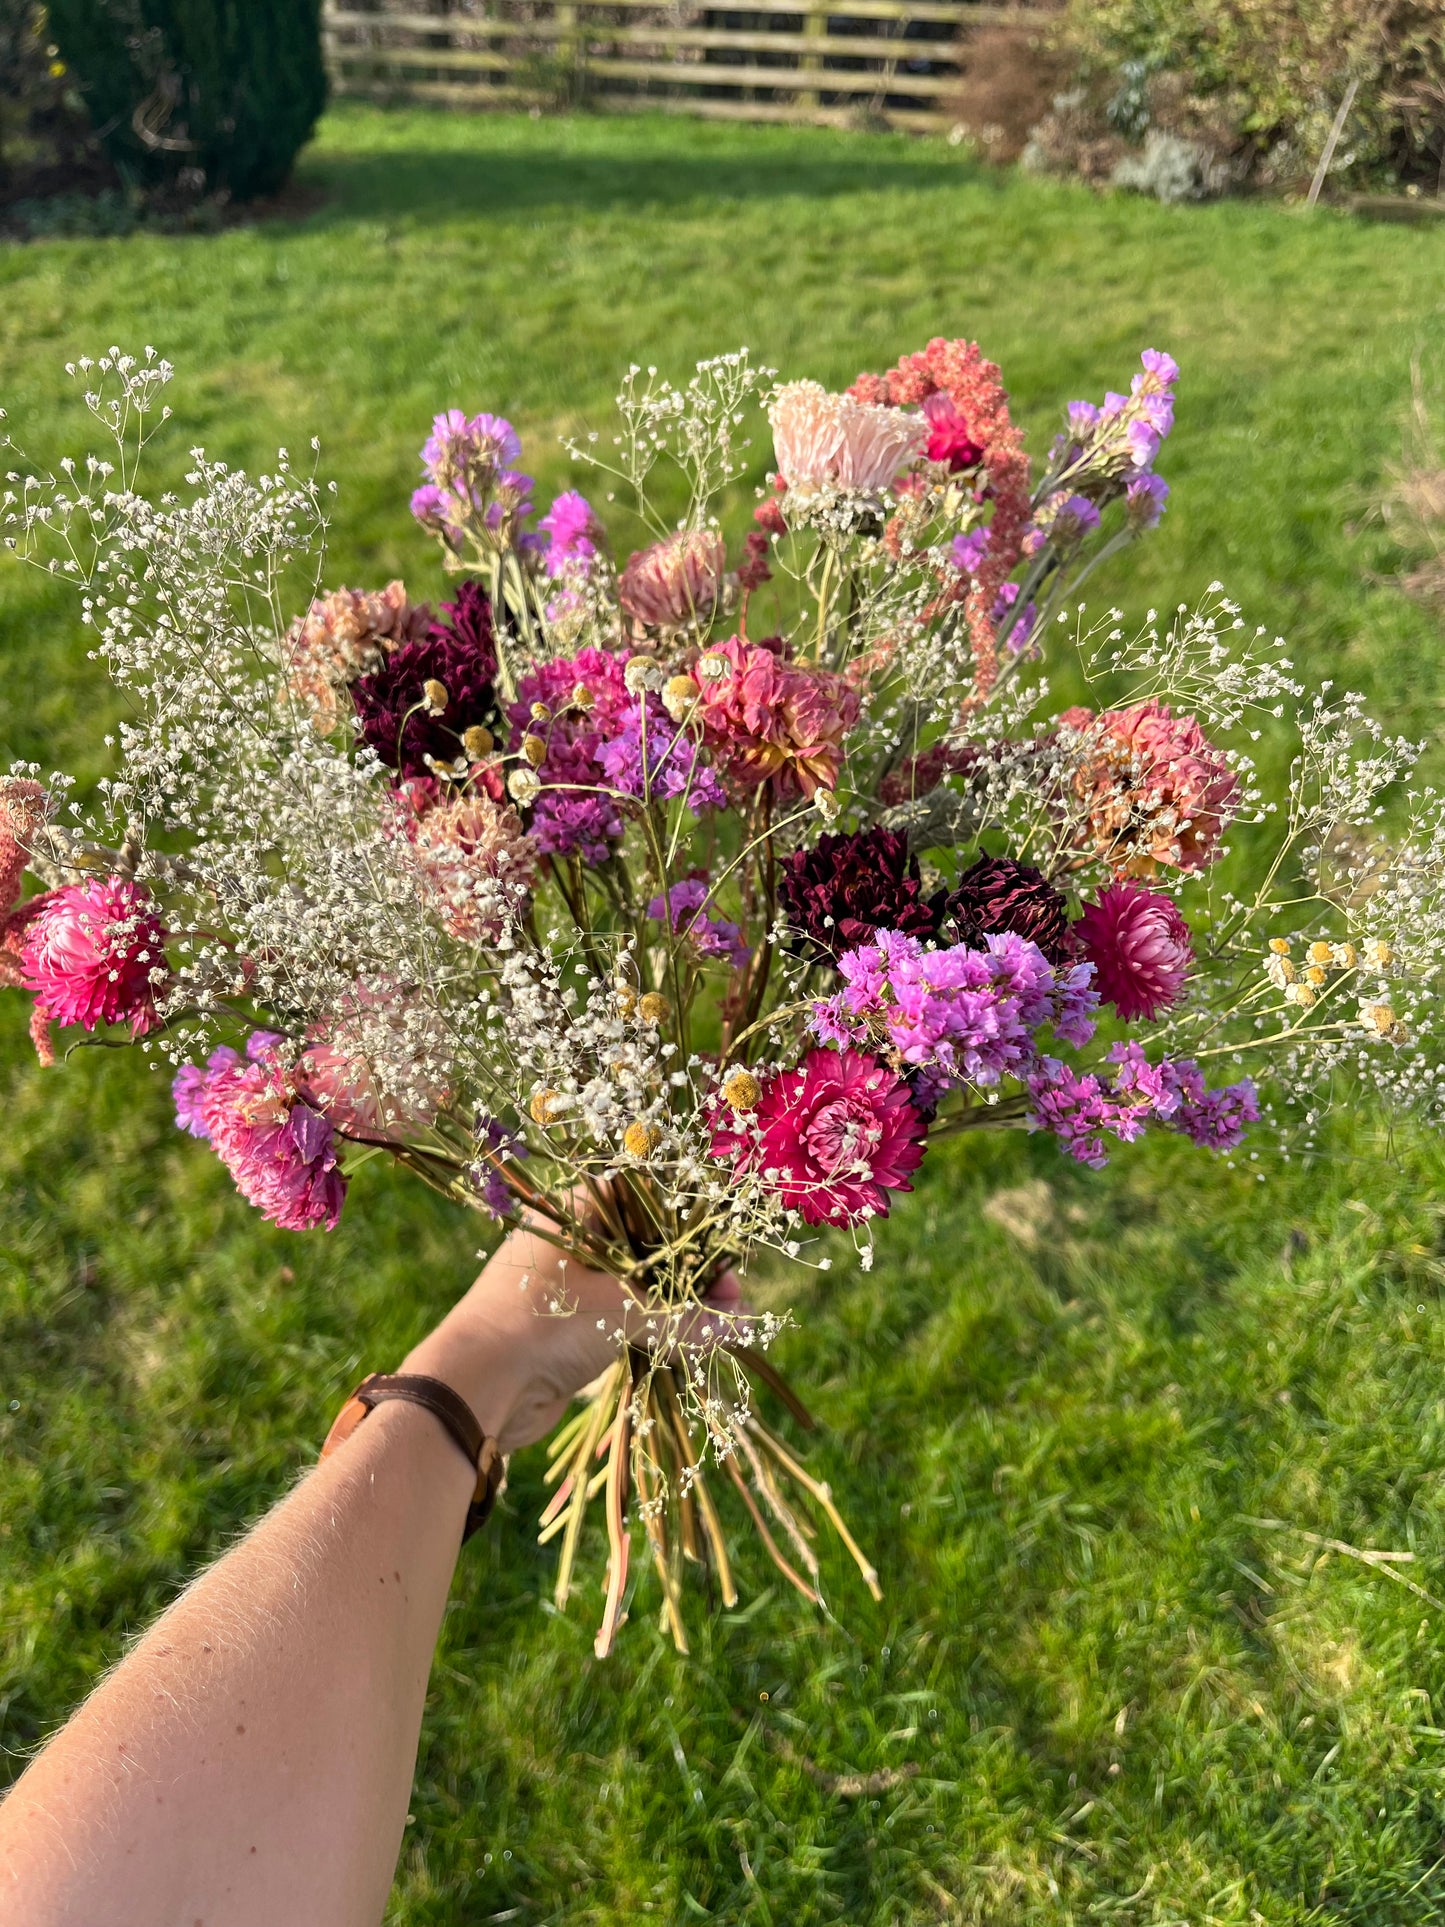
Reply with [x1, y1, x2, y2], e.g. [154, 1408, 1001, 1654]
[196, 1035, 347, 1231]
[711, 1046, 925, 1227]
[694, 635, 860, 799]
[769, 381, 927, 494]
[1075, 881, 1192, 1020]
[1066, 699, 1238, 876]
[21, 878, 168, 1036]
[618, 529, 726, 630]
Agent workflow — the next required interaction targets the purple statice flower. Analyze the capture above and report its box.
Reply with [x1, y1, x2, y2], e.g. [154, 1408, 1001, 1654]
[1027, 1057, 1153, 1169]
[1066, 400, 1101, 440]
[599, 699, 727, 814]
[484, 470, 534, 533]
[472, 1112, 525, 1220]
[1048, 492, 1102, 540]
[1126, 471, 1170, 530]
[539, 490, 599, 581]
[421, 410, 521, 484]
[992, 581, 1037, 655]
[950, 526, 991, 576]
[646, 878, 749, 970]
[1157, 1059, 1258, 1150]
[1107, 1040, 1180, 1117]
[1135, 349, 1180, 392]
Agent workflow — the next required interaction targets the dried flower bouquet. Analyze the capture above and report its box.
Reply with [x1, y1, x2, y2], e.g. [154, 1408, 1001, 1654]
[5, 340, 1444, 1652]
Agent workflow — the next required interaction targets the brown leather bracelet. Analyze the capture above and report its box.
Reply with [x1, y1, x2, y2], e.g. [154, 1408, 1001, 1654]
[321, 1372, 504, 1540]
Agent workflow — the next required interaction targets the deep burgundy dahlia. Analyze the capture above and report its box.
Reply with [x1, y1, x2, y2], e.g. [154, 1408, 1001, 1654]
[944, 853, 1073, 966]
[779, 826, 941, 955]
[429, 578, 497, 675]
[353, 589, 499, 779]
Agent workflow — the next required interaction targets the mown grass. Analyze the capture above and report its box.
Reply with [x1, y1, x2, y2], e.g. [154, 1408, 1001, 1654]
[5, 104, 1445, 1924]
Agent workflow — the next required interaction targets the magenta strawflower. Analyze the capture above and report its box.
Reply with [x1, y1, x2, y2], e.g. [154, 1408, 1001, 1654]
[21, 878, 167, 1037]
[710, 1046, 926, 1226]
[1075, 881, 1192, 1020]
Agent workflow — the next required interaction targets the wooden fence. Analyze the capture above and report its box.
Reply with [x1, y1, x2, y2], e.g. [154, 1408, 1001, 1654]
[323, 0, 1049, 134]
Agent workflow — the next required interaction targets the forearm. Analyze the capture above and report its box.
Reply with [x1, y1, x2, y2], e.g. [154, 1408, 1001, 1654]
[0, 1395, 474, 1927]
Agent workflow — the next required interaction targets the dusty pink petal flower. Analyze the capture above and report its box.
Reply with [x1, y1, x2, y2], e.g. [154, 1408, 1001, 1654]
[618, 529, 727, 630]
[21, 878, 168, 1035]
[283, 580, 432, 731]
[201, 1043, 346, 1232]
[393, 778, 536, 942]
[694, 635, 860, 799]
[711, 1045, 925, 1227]
[768, 381, 927, 494]
[1065, 699, 1238, 876]
[1075, 881, 1192, 1020]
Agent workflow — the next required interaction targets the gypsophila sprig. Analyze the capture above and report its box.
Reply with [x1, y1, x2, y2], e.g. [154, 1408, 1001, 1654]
[9, 335, 1445, 1654]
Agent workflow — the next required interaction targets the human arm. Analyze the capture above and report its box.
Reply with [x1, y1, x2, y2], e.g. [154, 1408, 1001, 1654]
[0, 1220, 633, 1927]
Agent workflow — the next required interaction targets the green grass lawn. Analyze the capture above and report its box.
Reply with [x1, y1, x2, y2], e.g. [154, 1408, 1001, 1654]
[6, 104, 1445, 1924]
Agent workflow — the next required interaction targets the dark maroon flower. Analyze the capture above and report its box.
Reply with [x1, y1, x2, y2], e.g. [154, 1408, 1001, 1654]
[353, 589, 499, 780]
[779, 826, 942, 955]
[429, 577, 498, 679]
[944, 853, 1072, 966]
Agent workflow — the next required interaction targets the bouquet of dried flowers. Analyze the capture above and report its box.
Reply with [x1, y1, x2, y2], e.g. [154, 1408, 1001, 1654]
[4, 339, 1442, 1652]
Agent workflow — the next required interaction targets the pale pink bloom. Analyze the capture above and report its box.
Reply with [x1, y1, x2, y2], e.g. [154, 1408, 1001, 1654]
[21, 878, 168, 1035]
[297, 981, 448, 1134]
[1064, 700, 1238, 876]
[618, 529, 726, 630]
[394, 779, 536, 941]
[694, 636, 860, 799]
[768, 381, 927, 493]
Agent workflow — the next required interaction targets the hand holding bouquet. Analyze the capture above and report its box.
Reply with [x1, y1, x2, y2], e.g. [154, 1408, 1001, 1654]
[4, 337, 1442, 1652]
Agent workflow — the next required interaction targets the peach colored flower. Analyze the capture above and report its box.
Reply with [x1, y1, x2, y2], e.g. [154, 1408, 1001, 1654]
[394, 779, 537, 941]
[1065, 701, 1238, 876]
[618, 529, 726, 630]
[694, 636, 860, 799]
[769, 381, 926, 494]
[284, 580, 431, 730]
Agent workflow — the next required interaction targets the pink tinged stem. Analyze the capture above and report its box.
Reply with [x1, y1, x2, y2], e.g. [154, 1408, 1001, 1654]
[594, 1368, 635, 1658]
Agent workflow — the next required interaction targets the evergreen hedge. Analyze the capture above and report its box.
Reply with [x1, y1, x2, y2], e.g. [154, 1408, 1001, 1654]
[46, 0, 328, 203]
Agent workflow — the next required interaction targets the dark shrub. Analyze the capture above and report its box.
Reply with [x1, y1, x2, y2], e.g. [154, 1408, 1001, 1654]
[46, 0, 328, 204]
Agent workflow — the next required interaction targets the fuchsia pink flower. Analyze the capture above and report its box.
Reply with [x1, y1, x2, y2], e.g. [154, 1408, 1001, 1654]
[21, 878, 167, 1038]
[710, 1045, 926, 1227]
[174, 1032, 346, 1231]
[539, 491, 600, 580]
[921, 392, 983, 472]
[1075, 881, 1192, 1020]
[694, 635, 860, 799]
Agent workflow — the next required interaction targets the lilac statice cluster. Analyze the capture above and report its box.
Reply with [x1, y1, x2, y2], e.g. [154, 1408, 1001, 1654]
[411, 409, 536, 554]
[813, 928, 1098, 1089]
[510, 647, 723, 863]
[647, 878, 749, 969]
[1028, 1042, 1259, 1169]
[1054, 348, 1177, 531]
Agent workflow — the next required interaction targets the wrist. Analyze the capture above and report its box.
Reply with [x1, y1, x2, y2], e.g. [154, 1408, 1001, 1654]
[399, 1320, 524, 1443]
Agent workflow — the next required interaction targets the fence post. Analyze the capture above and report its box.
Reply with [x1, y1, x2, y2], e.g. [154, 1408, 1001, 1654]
[555, 0, 581, 101]
[799, 0, 826, 112]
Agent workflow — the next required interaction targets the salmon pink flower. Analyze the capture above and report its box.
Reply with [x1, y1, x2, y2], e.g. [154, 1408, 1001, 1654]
[618, 529, 726, 630]
[694, 636, 859, 799]
[1065, 699, 1237, 876]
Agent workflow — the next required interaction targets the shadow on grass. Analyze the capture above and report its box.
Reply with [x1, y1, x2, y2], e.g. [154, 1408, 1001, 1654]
[302, 130, 986, 223]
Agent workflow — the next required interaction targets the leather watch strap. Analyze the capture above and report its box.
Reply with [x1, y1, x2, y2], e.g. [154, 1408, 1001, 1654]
[321, 1372, 504, 1539]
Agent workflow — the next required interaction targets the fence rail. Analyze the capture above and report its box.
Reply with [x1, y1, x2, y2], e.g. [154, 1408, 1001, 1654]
[323, 0, 1049, 133]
